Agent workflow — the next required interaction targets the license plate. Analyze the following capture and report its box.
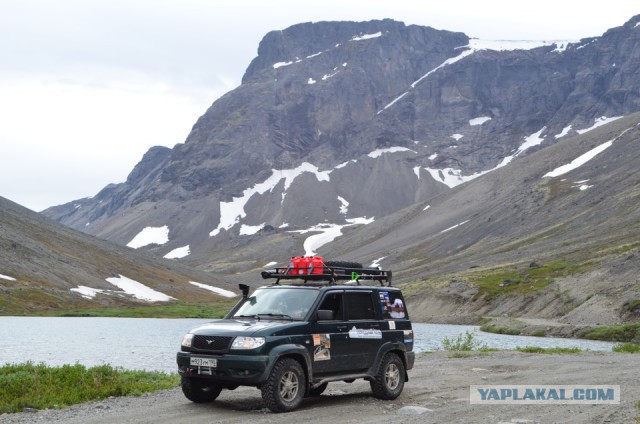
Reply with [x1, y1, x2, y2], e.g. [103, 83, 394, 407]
[190, 357, 217, 367]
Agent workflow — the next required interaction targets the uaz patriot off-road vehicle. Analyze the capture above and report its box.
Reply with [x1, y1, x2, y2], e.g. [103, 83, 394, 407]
[176, 258, 414, 412]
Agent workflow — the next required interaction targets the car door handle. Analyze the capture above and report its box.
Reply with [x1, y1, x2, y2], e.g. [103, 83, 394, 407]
[337, 325, 348, 331]
[370, 324, 380, 329]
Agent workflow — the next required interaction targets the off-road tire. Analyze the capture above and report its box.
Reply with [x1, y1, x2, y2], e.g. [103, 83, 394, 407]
[181, 376, 223, 403]
[325, 260, 363, 269]
[370, 353, 405, 400]
[325, 261, 363, 276]
[306, 382, 328, 397]
[261, 358, 306, 412]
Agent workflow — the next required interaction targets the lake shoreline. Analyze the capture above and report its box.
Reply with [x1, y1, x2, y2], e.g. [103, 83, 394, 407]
[1, 351, 637, 424]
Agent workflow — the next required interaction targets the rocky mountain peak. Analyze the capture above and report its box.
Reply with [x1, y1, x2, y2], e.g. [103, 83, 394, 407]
[43, 16, 640, 273]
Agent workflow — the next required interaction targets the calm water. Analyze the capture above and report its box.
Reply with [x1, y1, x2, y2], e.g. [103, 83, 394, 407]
[0, 317, 615, 372]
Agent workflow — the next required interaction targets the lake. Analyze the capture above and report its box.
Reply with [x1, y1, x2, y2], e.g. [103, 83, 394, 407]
[0, 317, 615, 372]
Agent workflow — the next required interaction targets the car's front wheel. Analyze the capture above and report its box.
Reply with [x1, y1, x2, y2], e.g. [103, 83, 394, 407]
[181, 376, 223, 403]
[370, 352, 405, 400]
[261, 358, 306, 412]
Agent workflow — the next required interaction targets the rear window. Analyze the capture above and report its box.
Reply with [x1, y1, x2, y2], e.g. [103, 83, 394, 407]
[379, 291, 407, 320]
[346, 292, 376, 320]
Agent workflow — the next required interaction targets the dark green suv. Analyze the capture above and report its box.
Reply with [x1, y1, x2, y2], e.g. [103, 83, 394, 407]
[176, 263, 414, 412]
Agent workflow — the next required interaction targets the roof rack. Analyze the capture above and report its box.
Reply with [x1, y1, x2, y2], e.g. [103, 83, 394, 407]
[261, 265, 393, 287]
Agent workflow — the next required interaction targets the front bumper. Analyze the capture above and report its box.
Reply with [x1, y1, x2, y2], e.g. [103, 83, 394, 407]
[176, 351, 271, 385]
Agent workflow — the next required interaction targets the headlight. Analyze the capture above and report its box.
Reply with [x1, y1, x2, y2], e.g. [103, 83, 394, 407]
[182, 333, 194, 347]
[231, 336, 265, 349]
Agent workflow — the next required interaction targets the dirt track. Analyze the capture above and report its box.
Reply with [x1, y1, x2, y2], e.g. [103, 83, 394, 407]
[2, 351, 638, 424]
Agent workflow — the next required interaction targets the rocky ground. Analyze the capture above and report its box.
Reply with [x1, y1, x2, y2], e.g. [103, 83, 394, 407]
[2, 351, 637, 424]
[405, 252, 640, 339]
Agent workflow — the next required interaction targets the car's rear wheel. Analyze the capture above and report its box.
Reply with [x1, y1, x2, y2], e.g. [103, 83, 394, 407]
[181, 376, 223, 403]
[370, 352, 405, 400]
[261, 358, 306, 412]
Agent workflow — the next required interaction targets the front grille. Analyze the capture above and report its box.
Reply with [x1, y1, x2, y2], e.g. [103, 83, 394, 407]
[192, 335, 233, 352]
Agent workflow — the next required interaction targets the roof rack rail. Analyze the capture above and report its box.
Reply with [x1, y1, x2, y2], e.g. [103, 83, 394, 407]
[261, 265, 393, 287]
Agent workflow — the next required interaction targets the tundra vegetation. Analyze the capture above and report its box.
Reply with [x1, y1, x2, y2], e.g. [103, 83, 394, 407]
[0, 362, 178, 414]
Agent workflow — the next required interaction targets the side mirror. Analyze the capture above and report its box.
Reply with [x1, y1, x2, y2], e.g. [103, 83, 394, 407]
[239, 284, 250, 299]
[316, 309, 334, 321]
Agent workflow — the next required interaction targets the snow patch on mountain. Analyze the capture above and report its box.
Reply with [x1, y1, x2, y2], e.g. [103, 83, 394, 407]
[515, 127, 546, 155]
[105, 275, 175, 302]
[572, 179, 593, 191]
[209, 162, 332, 237]
[164, 245, 190, 259]
[240, 224, 265, 236]
[380, 38, 572, 115]
[338, 196, 349, 214]
[370, 256, 386, 268]
[209, 149, 420, 237]
[368, 147, 416, 158]
[127, 225, 169, 248]
[273, 61, 293, 69]
[378, 92, 408, 114]
[0, 273, 16, 281]
[543, 141, 613, 178]
[441, 220, 470, 233]
[555, 125, 572, 139]
[425, 167, 490, 188]
[469, 116, 491, 126]
[290, 217, 375, 256]
[425, 126, 550, 189]
[189, 281, 237, 298]
[576, 116, 623, 134]
[70, 286, 105, 299]
[351, 32, 382, 41]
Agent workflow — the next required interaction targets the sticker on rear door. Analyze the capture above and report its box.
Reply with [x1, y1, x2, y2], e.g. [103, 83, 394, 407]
[348, 326, 382, 339]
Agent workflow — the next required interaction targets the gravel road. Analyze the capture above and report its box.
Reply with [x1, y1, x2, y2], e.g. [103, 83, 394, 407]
[2, 351, 637, 424]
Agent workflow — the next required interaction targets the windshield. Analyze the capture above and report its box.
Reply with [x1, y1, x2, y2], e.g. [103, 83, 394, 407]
[233, 288, 319, 320]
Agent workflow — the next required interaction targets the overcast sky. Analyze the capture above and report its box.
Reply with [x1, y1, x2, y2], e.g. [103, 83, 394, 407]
[1, 0, 638, 212]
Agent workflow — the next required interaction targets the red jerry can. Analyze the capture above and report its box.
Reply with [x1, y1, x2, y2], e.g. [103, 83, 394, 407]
[298, 256, 310, 275]
[287, 257, 296, 274]
[310, 256, 324, 274]
[291, 256, 302, 274]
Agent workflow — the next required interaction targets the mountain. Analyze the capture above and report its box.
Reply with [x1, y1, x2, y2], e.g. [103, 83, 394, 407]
[323, 112, 640, 332]
[0, 197, 237, 314]
[41, 16, 640, 296]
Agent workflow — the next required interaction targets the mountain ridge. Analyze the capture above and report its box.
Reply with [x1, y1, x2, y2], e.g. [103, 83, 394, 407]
[0, 196, 237, 314]
[43, 16, 640, 263]
[26, 16, 640, 329]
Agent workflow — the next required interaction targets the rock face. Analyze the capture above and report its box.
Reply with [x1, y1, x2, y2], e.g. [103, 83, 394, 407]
[43, 16, 640, 268]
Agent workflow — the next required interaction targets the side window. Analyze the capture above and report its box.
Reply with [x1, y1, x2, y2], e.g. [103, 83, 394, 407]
[379, 291, 407, 320]
[318, 292, 343, 321]
[346, 292, 376, 320]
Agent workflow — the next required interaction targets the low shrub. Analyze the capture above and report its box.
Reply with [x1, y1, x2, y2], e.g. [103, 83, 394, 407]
[612, 343, 640, 353]
[580, 323, 640, 343]
[0, 362, 179, 414]
[442, 331, 487, 351]
[480, 324, 522, 335]
[515, 346, 581, 354]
